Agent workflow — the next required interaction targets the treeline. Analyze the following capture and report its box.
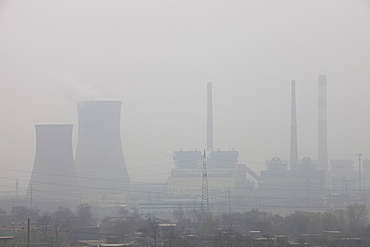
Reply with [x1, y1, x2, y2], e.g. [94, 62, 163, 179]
[213, 203, 369, 239]
[0, 203, 369, 246]
[0, 203, 96, 245]
[100, 203, 370, 246]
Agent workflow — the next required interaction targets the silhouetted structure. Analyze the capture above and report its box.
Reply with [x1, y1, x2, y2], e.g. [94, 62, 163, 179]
[167, 83, 253, 204]
[167, 149, 251, 199]
[259, 157, 325, 200]
[75, 101, 130, 200]
[28, 124, 79, 202]
[258, 80, 327, 201]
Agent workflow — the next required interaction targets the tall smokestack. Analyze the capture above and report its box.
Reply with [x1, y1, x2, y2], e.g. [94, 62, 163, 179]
[290, 80, 299, 170]
[207, 82, 213, 151]
[318, 75, 328, 171]
[75, 101, 131, 198]
[28, 125, 79, 202]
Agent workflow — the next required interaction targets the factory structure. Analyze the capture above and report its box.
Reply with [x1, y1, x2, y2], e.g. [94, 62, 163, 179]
[1, 75, 367, 216]
[166, 78, 332, 206]
[167, 149, 251, 201]
[142, 76, 366, 216]
[166, 83, 254, 203]
[257, 79, 327, 201]
[254, 75, 366, 211]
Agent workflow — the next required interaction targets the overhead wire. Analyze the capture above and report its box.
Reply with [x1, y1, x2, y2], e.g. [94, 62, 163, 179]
[0, 155, 368, 209]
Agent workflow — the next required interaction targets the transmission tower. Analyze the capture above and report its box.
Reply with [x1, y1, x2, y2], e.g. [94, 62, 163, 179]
[201, 150, 209, 214]
[358, 153, 363, 197]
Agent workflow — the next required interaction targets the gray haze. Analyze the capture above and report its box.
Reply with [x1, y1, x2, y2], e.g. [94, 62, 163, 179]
[0, 0, 369, 192]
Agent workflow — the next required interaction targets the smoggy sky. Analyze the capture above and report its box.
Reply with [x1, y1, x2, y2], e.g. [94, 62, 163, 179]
[0, 0, 369, 194]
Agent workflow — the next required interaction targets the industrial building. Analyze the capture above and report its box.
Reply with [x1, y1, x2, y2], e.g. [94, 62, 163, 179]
[167, 149, 253, 202]
[6, 76, 367, 216]
[258, 157, 326, 200]
[166, 83, 254, 207]
[256, 78, 328, 201]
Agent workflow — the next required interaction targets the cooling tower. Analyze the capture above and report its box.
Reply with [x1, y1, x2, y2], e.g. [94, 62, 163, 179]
[28, 125, 79, 202]
[74, 101, 131, 197]
[318, 75, 328, 171]
[290, 80, 299, 171]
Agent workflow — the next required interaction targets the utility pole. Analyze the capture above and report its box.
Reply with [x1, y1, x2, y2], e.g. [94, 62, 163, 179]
[201, 150, 209, 214]
[27, 218, 30, 247]
[358, 153, 363, 198]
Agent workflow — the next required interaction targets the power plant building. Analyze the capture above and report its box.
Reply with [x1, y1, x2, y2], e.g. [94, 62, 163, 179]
[167, 149, 252, 202]
[330, 159, 354, 176]
[257, 79, 327, 200]
[167, 83, 253, 202]
[258, 157, 326, 199]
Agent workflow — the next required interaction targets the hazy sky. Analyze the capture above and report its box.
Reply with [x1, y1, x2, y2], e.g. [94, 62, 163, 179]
[0, 0, 369, 193]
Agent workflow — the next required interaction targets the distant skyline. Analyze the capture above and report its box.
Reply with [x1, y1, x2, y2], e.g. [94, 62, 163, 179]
[0, 0, 369, 193]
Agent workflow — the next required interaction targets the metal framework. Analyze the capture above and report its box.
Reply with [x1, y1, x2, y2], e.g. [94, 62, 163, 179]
[201, 150, 209, 214]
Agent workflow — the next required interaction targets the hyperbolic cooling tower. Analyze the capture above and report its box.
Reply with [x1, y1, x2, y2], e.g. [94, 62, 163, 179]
[74, 101, 131, 197]
[28, 125, 79, 202]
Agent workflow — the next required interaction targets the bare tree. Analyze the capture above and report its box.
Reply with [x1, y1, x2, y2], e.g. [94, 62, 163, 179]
[51, 207, 76, 246]
[139, 215, 161, 247]
[11, 206, 40, 223]
[173, 204, 188, 227]
[37, 211, 51, 242]
[346, 203, 367, 236]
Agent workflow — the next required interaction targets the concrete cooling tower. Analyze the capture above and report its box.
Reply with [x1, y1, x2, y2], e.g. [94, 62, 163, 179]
[75, 101, 131, 198]
[28, 125, 79, 202]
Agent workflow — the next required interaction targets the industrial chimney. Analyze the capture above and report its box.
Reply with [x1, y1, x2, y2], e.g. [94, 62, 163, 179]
[207, 82, 214, 152]
[318, 75, 328, 171]
[74, 101, 131, 198]
[28, 125, 79, 202]
[290, 80, 299, 171]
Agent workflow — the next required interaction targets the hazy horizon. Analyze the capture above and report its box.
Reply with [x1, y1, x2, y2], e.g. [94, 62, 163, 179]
[0, 0, 369, 194]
